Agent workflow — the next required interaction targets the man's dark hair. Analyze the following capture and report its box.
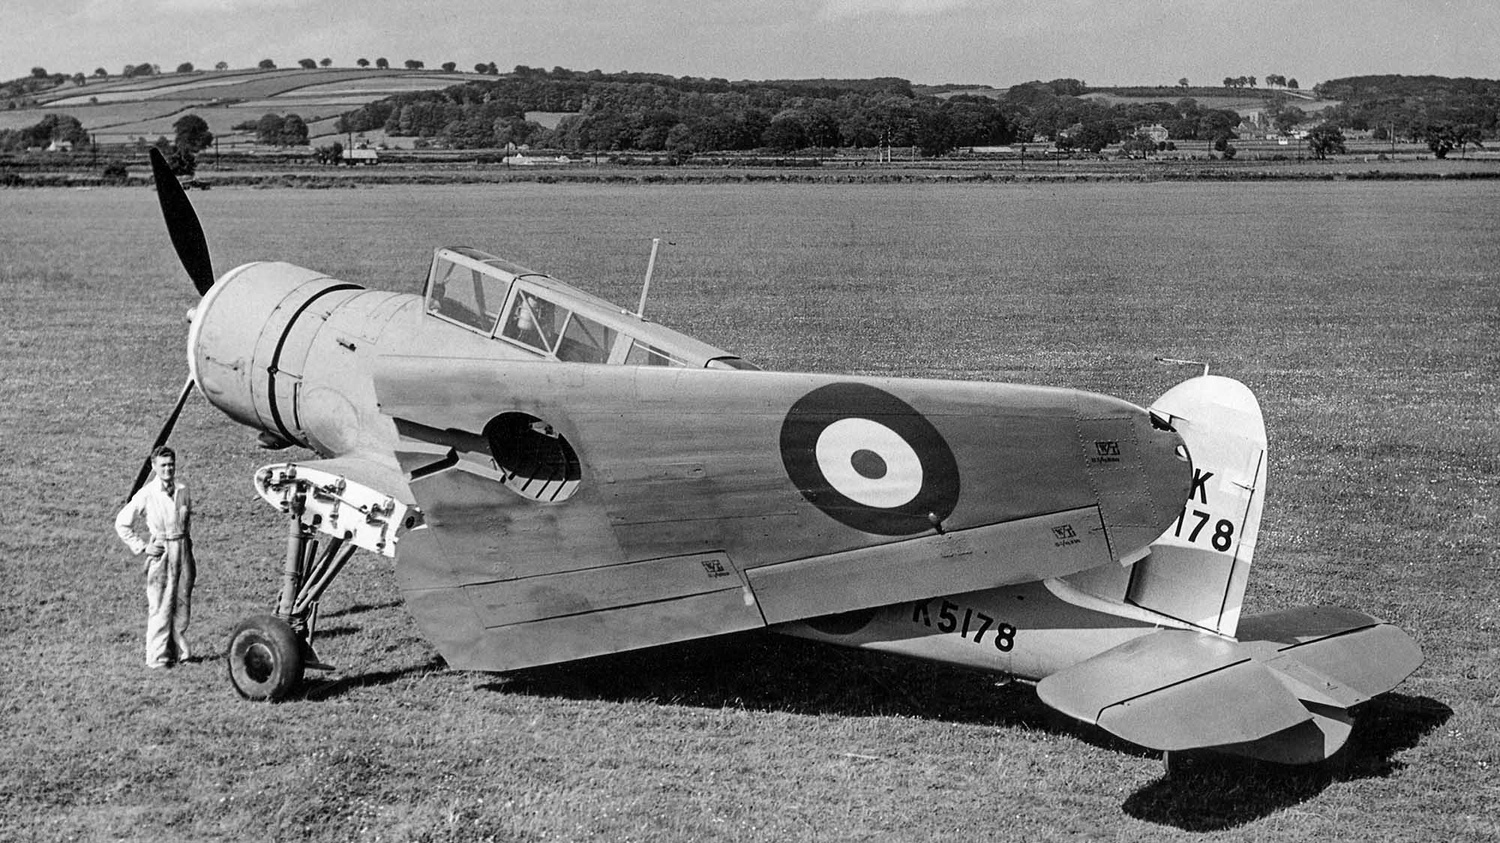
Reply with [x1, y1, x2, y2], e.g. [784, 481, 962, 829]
[151, 445, 176, 461]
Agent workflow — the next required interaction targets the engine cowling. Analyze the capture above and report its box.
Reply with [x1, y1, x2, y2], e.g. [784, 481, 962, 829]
[189, 261, 413, 457]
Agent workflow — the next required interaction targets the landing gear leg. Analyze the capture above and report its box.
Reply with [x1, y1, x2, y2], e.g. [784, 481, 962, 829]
[226, 489, 357, 700]
[229, 462, 418, 701]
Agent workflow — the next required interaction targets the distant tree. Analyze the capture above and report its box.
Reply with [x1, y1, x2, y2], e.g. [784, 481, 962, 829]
[31, 67, 48, 78]
[1421, 124, 1456, 158]
[258, 59, 276, 69]
[474, 63, 489, 73]
[315, 140, 344, 164]
[441, 62, 457, 72]
[1454, 124, 1485, 157]
[404, 59, 425, 70]
[298, 58, 317, 69]
[124, 63, 156, 78]
[24, 113, 89, 147]
[1306, 123, 1346, 158]
[1178, 78, 1189, 88]
[357, 58, 370, 68]
[1223, 76, 1235, 88]
[1265, 73, 1286, 87]
[1047, 78, 1087, 96]
[93, 68, 108, 77]
[255, 112, 285, 144]
[1273, 105, 1306, 135]
[215, 61, 229, 71]
[1072, 120, 1119, 153]
[375, 57, 389, 69]
[280, 113, 309, 146]
[1287, 78, 1299, 89]
[320, 58, 332, 67]
[173, 113, 214, 152]
[1420, 122, 1483, 158]
[1248, 76, 1258, 88]
[72, 72, 86, 86]
[486, 62, 499, 75]
[1220, 143, 1237, 160]
[154, 137, 196, 175]
[1121, 131, 1157, 157]
[763, 112, 808, 151]
[176, 62, 194, 73]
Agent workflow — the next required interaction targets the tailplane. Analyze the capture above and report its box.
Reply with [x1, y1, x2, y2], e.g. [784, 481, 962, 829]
[1037, 606, 1421, 763]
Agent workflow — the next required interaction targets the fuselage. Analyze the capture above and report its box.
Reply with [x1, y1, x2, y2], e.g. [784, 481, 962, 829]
[186, 248, 1194, 676]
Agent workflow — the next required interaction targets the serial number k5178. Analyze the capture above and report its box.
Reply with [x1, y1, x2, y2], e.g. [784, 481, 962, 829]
[910, 599, 1016, 651]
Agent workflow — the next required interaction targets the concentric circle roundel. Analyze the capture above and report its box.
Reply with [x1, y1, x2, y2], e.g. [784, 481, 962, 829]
[780, 383, 960, 535]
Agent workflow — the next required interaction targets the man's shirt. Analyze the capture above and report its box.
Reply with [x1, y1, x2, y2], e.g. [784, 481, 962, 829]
[115, 480, 192, 554]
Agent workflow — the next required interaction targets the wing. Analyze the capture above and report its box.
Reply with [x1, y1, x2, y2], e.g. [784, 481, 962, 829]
[373, 354, 1188, 672]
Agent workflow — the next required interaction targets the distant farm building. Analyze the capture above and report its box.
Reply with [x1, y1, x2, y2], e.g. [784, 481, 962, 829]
[1138, 124, 1170, 142]
[342, 147, 379, 165]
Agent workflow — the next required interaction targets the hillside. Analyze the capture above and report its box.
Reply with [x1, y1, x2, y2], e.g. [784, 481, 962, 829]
[3, 68, 1496, 160]
[0, 67, 471, 146]
[926, 83, 1342, 115]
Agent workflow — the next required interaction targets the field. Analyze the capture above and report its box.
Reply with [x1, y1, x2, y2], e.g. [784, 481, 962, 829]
[0, 68, 472, 145]
[0, 181, 1496, 841]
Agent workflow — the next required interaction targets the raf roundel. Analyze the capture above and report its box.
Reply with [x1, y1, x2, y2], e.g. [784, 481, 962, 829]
[780, 383, 960, 535]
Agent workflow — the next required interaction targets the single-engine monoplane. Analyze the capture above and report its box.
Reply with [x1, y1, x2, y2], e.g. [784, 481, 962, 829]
[131, 149, 1420, 769]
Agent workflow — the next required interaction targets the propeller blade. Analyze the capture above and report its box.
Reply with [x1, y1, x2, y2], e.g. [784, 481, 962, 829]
[125, 376, 196, 502]
[149, 147, 215, 296]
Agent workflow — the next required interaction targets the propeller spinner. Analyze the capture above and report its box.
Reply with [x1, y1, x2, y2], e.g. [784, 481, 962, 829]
[124, 149, 217, 501]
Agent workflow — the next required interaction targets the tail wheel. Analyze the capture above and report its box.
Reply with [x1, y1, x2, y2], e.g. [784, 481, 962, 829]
[227, 614, 305, 701]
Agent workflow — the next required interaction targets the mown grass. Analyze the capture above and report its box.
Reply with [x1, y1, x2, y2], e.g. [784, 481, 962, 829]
[0, 181, 1495, 841]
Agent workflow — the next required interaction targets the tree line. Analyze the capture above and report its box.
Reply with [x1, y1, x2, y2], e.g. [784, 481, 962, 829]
[331, 69, 1251, 155]
[1314, 74, 1497, 155]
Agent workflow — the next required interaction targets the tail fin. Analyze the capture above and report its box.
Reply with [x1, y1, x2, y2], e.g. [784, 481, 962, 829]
[1061, 375, 1265, 636]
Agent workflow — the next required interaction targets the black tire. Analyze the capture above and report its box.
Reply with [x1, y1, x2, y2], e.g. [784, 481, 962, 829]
[226, 614, 304, 701]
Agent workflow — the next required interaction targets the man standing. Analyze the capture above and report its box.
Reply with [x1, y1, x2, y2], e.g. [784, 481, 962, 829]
[114, 446, 195, 668]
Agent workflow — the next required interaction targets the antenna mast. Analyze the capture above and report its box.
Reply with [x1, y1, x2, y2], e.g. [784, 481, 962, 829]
[635, 237, 661, 318]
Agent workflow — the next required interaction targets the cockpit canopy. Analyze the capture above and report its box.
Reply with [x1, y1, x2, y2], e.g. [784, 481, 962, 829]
[423, 247, 755, 370]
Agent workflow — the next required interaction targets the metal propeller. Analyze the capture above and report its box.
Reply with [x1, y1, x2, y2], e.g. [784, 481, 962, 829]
[124, 149, 217, 501]
[148, 147, 215, 295]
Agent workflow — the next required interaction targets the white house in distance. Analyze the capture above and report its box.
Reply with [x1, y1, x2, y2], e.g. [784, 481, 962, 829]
[342, 147, 379, 165]
[1137, 124, 1170, 143]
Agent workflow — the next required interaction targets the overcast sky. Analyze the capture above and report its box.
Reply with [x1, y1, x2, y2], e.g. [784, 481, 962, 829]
[5, 0, 1497, 87]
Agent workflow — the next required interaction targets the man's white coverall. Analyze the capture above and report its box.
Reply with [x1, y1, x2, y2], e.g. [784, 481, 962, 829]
[115, 478, 195, 667]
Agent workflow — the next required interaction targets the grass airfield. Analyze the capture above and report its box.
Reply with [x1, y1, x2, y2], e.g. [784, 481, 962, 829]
[0, 181, 1495, 841]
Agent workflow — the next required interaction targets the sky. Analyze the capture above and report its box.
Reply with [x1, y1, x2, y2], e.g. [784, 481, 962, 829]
[5, 0, 1497, 88]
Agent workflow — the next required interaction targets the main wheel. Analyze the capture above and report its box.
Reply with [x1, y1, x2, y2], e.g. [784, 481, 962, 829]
[226, 614, 304, 701]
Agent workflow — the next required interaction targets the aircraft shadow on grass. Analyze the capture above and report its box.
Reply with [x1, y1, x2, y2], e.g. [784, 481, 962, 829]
[1122, 692, 1451, 830]
[298, 602, 405, 641]
[317, 600, 403, 620]
[297, 624, 1446, 823]
[493, 635, 1449, 824]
